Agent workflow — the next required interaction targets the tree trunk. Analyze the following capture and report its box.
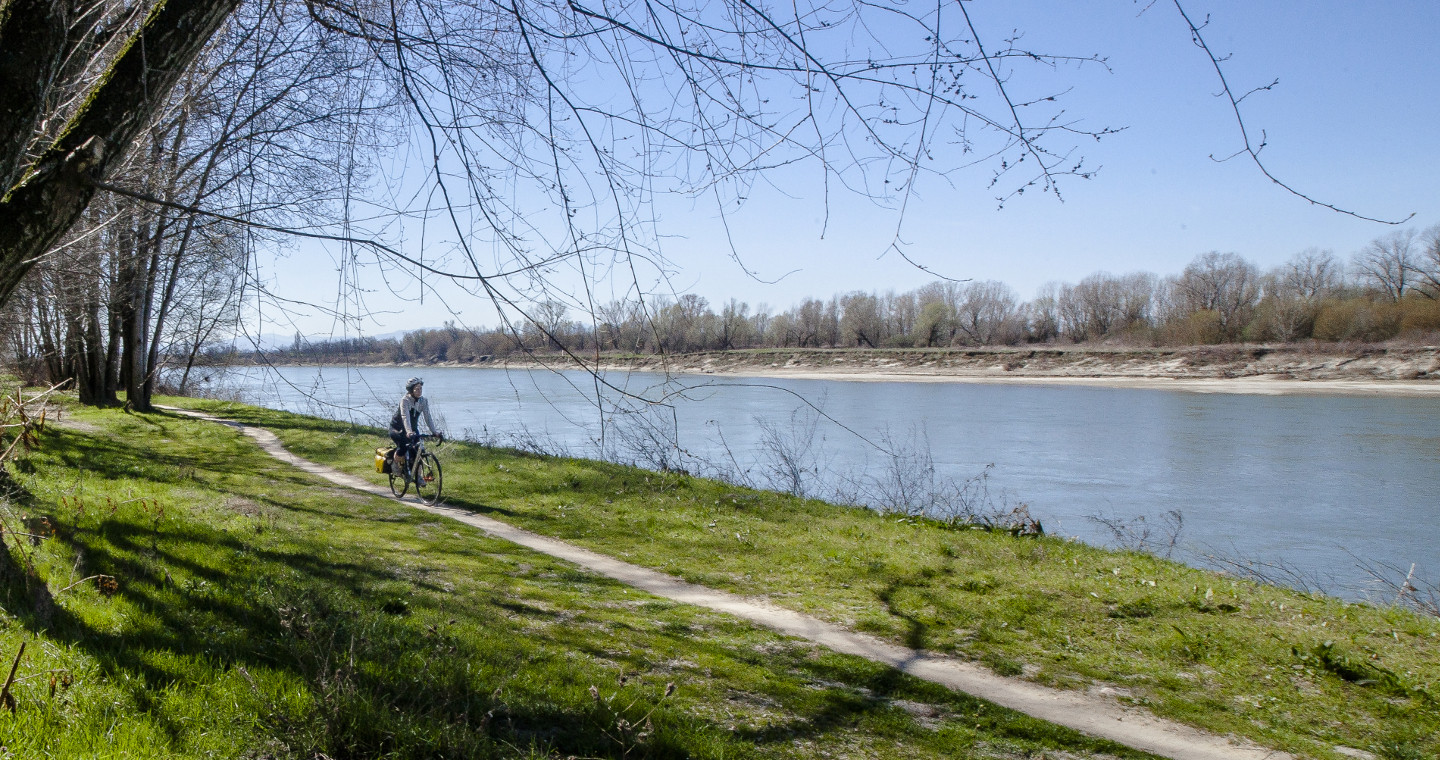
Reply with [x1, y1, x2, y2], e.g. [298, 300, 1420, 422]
[33, 293, 64, 383]
[80, 286, 109, 403]
[105, 241, 121, 398]
[142, 104, 201, 407]
[0, 0, 68, 191]
[69, 292, 108, 405]
[120, 219, 151, 410]
[0, 0, 241, 311]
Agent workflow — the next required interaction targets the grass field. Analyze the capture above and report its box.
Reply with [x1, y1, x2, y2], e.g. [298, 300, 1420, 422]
[1, 394, 1436, 758]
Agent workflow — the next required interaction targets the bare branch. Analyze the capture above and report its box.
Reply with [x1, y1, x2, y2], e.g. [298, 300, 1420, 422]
[1170, 0, 1412, 225]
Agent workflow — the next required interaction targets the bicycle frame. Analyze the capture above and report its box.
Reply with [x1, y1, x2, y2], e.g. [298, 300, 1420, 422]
[394, 434, 435, 468]
[390, 434, 443, 504]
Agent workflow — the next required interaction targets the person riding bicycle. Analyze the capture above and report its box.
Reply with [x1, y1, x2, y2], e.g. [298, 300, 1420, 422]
[390, 377, 442, 473]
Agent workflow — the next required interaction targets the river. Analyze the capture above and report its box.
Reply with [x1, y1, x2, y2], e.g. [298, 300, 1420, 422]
[200, 364, 1440, 600]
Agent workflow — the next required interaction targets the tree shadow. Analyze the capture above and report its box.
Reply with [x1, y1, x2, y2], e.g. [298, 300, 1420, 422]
[870, 553, 965, 652]
[2, 418, 734, 758]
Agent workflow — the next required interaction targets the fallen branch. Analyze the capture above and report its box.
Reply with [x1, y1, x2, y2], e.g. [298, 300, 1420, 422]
[57, 574, 113, 595]
[0, 381, 68, 465]
[0, 640, 25, 712]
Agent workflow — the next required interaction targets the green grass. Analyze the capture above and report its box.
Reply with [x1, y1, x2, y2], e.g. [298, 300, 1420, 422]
[0, 397, 1158, 759]
[155, 396, 1440, 760]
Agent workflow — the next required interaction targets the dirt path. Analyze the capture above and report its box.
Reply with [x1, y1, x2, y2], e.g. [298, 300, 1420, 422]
[163, 406, 1294, 760]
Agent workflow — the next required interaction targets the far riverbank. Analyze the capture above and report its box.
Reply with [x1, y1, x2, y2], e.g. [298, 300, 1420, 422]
[368, 344, 1440, 397]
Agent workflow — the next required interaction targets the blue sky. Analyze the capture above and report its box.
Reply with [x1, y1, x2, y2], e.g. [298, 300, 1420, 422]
[256, 1, 1440, 339]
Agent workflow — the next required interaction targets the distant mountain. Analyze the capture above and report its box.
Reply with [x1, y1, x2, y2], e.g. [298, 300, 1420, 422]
[220, 333, 290, 352]
[219, 328, 429, 352]
[367, 329, 416, 342]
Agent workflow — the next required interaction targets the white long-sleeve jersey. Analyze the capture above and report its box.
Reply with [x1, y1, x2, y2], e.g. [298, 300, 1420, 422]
[393, 395, 437, 437]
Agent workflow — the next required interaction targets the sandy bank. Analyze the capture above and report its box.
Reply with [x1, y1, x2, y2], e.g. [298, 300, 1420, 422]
[485, 345, 1440, 397]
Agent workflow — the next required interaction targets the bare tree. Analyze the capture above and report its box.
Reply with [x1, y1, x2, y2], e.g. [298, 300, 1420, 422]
[1280, 248, 1344, 300]
[1053, 272, 1156, 343]
[839, 292, 884, 348]
[597, 298, 655, 353]
[1027, 282, 1062, 343]
[1078, 274, 1126, 340]
[0, 0, 392, 410]
[535, 300, 570, 350]
[1115, 272, 1162, 329]
[652, 295, 711, 353]
[1258, 248, 1341, 341]
[272, 0, 1128, 375]
[719, 298, 752, 350]
[1056, 281, 1091, 342]
[169, 250, 246, 393]
[1170, 252, 1261, 342]
[953, 281, 1021, 346]
[1352, 230, 1419, 302]
[885, 291, 920, 345]
[1413, 224, 1440, 299]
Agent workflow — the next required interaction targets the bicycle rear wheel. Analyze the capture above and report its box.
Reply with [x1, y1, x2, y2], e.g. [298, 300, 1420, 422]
[413, 452, 442, 505]
[388, 456, 409, 497]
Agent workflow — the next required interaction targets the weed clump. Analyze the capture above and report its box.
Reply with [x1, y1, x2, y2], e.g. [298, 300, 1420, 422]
[1110, 598, 1158, 619]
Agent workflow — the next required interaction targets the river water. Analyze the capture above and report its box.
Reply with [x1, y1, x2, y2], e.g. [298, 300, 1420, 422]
[203, 364, 1440, 600]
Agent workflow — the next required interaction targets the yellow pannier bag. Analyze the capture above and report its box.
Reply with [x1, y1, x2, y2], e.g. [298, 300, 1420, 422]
[375, 447, 393, 473]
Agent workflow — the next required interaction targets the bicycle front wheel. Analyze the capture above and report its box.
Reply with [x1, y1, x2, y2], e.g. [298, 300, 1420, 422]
[413, 452, 442, 505]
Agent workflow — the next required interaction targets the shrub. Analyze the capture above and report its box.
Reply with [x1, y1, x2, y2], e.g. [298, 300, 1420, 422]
[1313, 298, 1402, 342]
[1399, 297, 1440, 335]
[1160, 310, 1223, 345]
[1245, 296, 1318, 343]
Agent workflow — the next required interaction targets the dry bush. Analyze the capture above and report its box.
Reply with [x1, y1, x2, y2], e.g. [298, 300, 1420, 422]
[1313, 298, 1403, 342]
[1159, 310, 1224, 345]
[1087, 510, 1185, 558]
[1355, 559, 1440, 618]
[836, 428, 1040, 534]
[1398, 298, 1440, 335]
[752, 408, 828, 497]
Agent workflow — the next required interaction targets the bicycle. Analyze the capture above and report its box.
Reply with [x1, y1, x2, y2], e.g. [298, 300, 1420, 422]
[389, 434, 443, 505]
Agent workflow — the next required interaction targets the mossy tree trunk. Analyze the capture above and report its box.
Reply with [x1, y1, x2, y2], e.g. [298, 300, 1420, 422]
[0, 0, 240, 317]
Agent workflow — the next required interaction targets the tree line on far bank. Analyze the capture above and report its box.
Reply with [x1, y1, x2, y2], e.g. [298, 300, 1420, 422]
[7, 224, 1439, 394]
[248, 227, 1440, 367]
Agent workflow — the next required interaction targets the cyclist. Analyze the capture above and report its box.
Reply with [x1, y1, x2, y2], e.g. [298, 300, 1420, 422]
[390, 377, 443, 474]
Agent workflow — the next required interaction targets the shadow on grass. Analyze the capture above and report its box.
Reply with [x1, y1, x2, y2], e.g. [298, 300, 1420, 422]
[6, 419, 659, 757]
[876, 571, 946, 652]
